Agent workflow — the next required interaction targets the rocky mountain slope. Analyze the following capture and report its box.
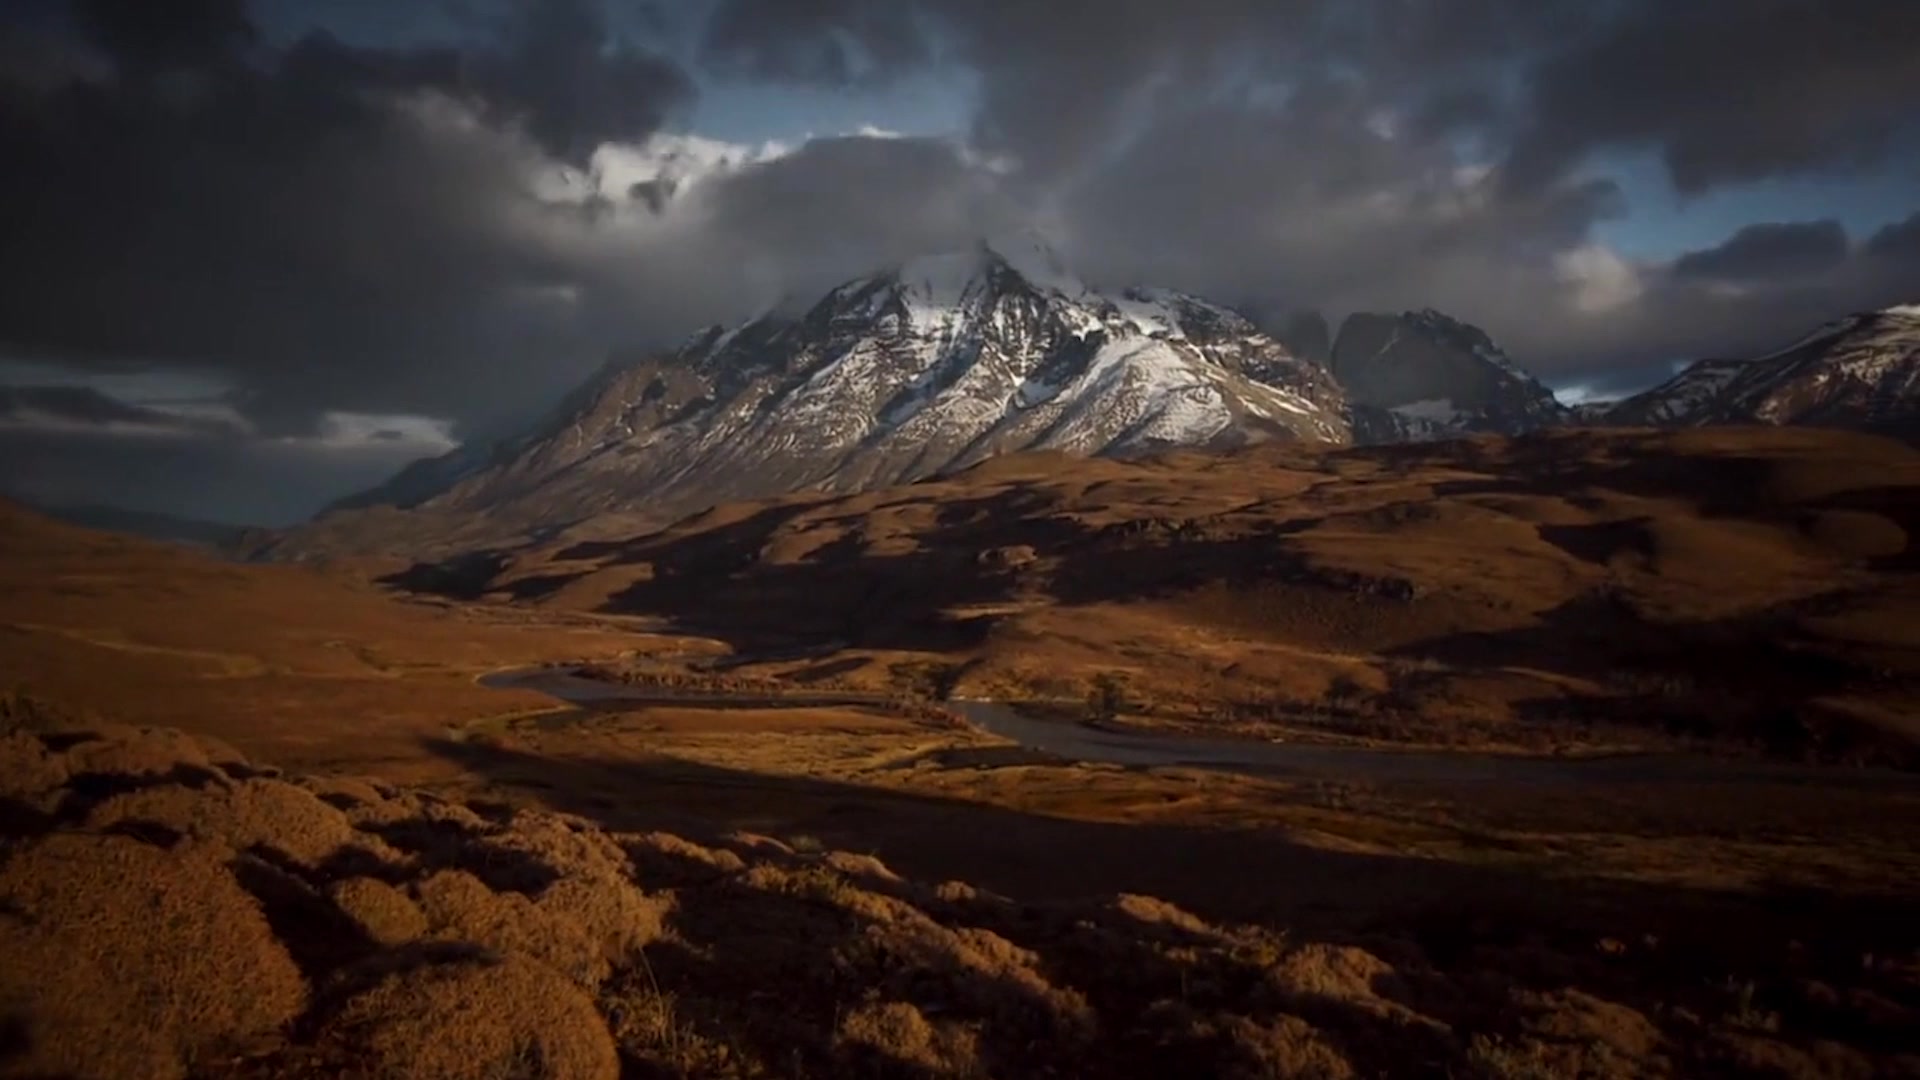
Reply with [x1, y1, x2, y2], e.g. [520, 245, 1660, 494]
[1605, 306, 1920, 431]
[309, 238, 1346, 549]
[283, 259, 1917, 561]
[1328, 309, 1572, 443]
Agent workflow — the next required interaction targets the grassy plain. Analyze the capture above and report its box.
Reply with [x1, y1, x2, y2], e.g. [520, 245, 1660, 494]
[3, 426, 1918, 1076]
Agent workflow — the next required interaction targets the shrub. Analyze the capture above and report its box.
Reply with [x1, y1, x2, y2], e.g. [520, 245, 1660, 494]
[1085, 672, 1128, 724]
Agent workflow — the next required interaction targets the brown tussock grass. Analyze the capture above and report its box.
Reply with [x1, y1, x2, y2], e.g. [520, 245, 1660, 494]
[0, 833, 307, 1079]
[307, 951, 619, 1080]
[1, 717, 1915, 1079]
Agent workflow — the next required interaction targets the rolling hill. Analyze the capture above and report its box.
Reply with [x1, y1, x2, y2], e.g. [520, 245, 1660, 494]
[0, 499, 639, 768]
[386, 426, 1920, 763]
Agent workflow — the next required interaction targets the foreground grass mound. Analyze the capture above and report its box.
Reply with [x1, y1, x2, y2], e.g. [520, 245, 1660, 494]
[2, 715, 1916, 1078]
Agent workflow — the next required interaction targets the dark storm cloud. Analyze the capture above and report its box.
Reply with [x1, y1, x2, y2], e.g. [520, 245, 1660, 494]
[0, 422, 437, 526]
[709, 0, 1336, 186]
[74, 0, 257, 75]
[1865, 212, 1920, 261]
[698, 0, 1920, 201]
[0, 0, 692, 439]
[7, 0, 1910, 417]
[0, 385, 245, 438]
[72, 0, 694, 165]
[482, 0, 693, 163]
[1672, 221, 1851, 284]
[696, 0, 1604, 184]
[1504, 0, 1920, 195]
[699, 134, 1015, 291]
[1054, 80, 1632, 348]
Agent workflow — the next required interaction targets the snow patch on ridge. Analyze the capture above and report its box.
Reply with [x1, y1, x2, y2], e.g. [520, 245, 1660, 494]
[1075, 338, 1233, 443]
[1014, 373, 1065, 409]
[1110, 290, 1188, 340]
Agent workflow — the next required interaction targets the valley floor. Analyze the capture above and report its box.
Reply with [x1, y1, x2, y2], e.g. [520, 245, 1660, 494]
[4, 426, 1920, 1076]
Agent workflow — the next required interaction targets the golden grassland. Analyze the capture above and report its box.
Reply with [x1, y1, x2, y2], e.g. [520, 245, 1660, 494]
[3, 427, 1920, 1077]
[432, 426, 1920, 765]
[0, 501, 665, 769]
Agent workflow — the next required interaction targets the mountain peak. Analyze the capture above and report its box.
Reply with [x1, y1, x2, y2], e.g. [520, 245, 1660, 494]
[1329, 308, 1567, 443]
[877, 230, 1086, 306]
[293, 246, 1350, 547]
[1602, 309, 1920, 430]
[981, 229, 1082, 292]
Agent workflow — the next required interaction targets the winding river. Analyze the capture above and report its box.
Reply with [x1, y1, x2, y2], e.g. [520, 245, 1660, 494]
[481, 666, 1919, 790]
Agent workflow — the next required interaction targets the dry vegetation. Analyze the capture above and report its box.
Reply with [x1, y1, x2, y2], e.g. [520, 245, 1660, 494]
[4, 713, 1917, 1079]
[399, 427, 1920, 765]
[0, 500, 653, 771]
[5, 430, 1920, 1077]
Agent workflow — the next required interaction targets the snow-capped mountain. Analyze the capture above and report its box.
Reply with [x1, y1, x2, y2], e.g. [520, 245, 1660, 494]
[317, 237, 1347, 538]
[1328, 309, 1571, 443]
[1603, 306, 1920, 431]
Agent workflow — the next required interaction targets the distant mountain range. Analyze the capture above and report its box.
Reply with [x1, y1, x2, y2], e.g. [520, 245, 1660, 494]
[271, 240, 1920, 558]
[1599, 306, 1920, 431]
[25, 502, 256, 550]
[307, 236, 1346, 546]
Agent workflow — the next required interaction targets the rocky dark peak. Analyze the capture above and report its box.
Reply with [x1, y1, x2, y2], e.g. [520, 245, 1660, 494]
[1329, 310, 1568, 443]
[1273, 310, 1332, 367]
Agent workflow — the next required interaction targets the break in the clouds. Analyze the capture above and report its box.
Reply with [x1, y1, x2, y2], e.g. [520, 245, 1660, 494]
[1, 0, 1917, 521]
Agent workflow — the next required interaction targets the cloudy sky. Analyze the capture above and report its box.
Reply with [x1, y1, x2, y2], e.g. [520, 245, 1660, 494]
[1, 0, 1916, 525]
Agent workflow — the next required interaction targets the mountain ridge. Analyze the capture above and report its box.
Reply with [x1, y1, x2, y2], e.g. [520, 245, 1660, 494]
[1601, 306, 1920, 432]
[277, 258, 1920, 559]
[289, 239, 1350, 554]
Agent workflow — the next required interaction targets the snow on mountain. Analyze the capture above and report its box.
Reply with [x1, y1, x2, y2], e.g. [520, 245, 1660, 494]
[1329, 309, 1570, 444]
[282, 270, 1920, 561]
[1599, 360, 1746, 427]
[1602, 308, 1920, 431]
[303, 239, 1347, 541]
